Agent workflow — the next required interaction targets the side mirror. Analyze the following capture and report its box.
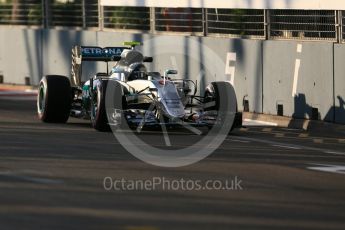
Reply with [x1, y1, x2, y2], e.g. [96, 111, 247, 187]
[143, 56, 153, 62]
[163, 70, 178, 84]
[165, 69, 178, 75]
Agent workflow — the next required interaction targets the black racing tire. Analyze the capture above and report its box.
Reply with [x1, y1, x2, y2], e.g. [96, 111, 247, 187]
[204, 82, 238, 131]
[37, 75, 71, 123]
[91, 80, 110, 132]
[90, 80, 127, 132]
[105, 80, 127, 131]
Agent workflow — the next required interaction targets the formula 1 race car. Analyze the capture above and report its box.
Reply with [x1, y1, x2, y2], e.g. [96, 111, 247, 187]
[37, 42, 242, 132]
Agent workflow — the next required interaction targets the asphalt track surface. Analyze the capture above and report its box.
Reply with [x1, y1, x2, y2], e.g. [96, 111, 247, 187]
[1, 96, 345, 230]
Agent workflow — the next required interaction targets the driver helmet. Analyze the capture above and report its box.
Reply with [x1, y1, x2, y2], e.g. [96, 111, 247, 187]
[127, 63, 147, 81]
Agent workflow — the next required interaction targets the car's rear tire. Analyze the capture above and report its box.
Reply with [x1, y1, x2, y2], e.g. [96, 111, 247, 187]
[37, 75, 71, 123]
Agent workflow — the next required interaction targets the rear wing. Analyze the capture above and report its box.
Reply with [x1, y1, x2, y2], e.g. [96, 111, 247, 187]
[79, 46, 129, 61]
[71, 46, 129, 86]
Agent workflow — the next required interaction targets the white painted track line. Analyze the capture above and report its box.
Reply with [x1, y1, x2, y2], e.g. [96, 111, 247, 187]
[230, 136, 345, 156]
[243, 119, 278, 127]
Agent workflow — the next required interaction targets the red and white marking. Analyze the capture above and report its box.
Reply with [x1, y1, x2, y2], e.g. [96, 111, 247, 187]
[0, 88, 37, 101]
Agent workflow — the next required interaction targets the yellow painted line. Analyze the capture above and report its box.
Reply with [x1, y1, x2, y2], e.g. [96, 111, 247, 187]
[313, 139, 324, 144]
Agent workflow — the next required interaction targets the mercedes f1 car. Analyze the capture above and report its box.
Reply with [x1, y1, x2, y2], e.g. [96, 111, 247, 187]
[37, 42, 242, 132]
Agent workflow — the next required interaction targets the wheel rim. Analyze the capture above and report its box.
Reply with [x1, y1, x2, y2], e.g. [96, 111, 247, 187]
[91, 89, 100, 122]
[204, 91, 215, 109]
[37, 84, 45, 114]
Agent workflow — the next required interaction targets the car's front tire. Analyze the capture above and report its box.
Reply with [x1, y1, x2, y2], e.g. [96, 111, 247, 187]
[91, 80, 110, 132]
[204, 81, 239, 131]
[37, 75, 71, 123]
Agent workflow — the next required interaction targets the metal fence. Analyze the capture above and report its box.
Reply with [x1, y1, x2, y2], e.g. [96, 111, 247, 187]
[155, 8, 203, 34]
[0, 0, 42, 26]
[206, 9, 265, 38]
[338, 11, 345, 42]
[47, 0, 98, 28]
[270, 10, 337, 41]
[0, 1, 344, 42]
[103, 6, 150, 31]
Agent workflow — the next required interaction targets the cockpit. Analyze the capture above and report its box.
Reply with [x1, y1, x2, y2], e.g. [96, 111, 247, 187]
[109, 49, 152, 82]
[127, 63, 148, 81]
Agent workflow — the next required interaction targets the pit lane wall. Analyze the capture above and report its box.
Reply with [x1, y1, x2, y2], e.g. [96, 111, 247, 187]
[0, 27, 344, 124]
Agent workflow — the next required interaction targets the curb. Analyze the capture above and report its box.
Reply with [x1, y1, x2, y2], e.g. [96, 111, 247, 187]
[0, 84, 38, 99]
[243, 112, 345, 135]
[0, 83, 37, 91]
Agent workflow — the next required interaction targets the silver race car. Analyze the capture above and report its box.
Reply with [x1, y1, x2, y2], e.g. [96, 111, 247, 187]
[37, 42, 242, 132]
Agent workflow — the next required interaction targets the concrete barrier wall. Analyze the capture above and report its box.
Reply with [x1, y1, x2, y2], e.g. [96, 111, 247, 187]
[0, 28, 42, 85]
[263, 41, 334, 121]
[0, 27, 344, 124]
[334, 44, 345, 124]
[203, 37, 263, 114]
